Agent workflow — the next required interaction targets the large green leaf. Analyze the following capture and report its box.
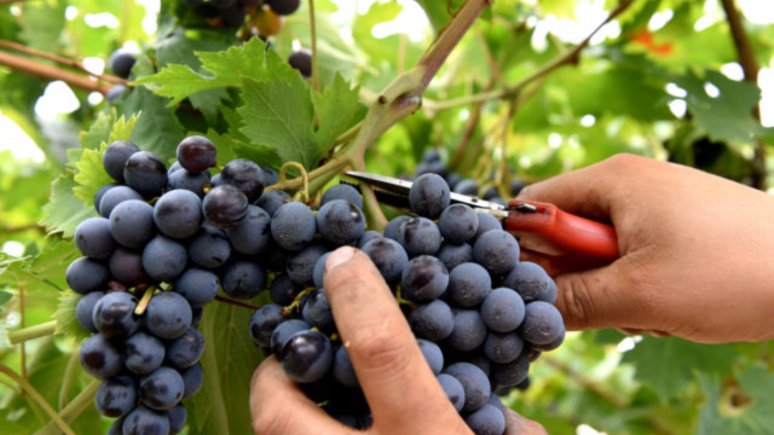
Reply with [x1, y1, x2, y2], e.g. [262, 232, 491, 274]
[312, 73, 365, 156]
[697, 365, 774, 434]
[19, 0, 66, 52]
[41, 174, 98, 238]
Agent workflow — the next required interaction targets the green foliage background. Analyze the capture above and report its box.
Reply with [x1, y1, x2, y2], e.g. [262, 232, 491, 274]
[0, 0, 773, 433]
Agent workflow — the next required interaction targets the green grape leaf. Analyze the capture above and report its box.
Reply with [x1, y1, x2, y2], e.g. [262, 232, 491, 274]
[414, 0, 465, 31]
[238, 78, 317, 168]
[121, 87, 185, 162]
[674, 70, 763, 143]
[109, 113, 139, 143]
[54, 292, 90, 341]
[72, 148, 113, 206]
[623, 336, 738, 398]
[18, 0, 66, 52]
[80, 110, 117, 150]
[41, 173, 99, 238]
[312, 73, 365, 156]
[188, 302, 264, 435]
[697, 365, 774, 434]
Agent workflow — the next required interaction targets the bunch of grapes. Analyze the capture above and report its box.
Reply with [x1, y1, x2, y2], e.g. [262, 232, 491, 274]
[185, 0, 300, 31]
[248, 173, 564, 434]
[415, 149, 527, 206]
[69, 136, 284, 434]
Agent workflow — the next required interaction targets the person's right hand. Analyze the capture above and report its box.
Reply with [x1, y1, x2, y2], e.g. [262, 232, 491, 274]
[516, 154, 774, 343]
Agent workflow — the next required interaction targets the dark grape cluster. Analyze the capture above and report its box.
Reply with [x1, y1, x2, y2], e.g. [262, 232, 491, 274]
[186, 0, 300, 31]
[415, 149, 527, 205]
[247, 173, 564, 434]
[70, 135, 282, 434]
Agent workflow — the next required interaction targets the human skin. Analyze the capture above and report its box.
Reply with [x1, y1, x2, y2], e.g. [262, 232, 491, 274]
[250, 247, 547, 435]
[517, 153, 774, 343]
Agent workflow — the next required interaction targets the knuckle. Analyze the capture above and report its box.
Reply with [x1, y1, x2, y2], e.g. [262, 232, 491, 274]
[557, 275, 597, 329]
[252, 407, 291, 435]
[604, 153, 646, 173]
[347, 319, 412, 375]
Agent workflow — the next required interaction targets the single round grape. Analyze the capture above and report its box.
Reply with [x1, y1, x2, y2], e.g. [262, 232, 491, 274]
[417, 339, 443, 375]
[321, 184, 363, 209]
[436, 242, 472, 270]
[166, 327, 205, 369]
[227, 205, 272, 255]
[98, 185, 143, 218]
[173, 268, 219, 307]
[301, 289, 333, 331]
[409, 173, 450, 219]
[281, 330, 333, 384]
[107, 415, 125, 435]
[360, 237, 408, 285]
[267, 0, 301, 15]
[444, 362, 491, 412]
[401, 255, 449, 302]
[445, 172, 462, 190]
[75, 216, 115, 259]
[262, 167, 279, 185]
[180, 363, 203, 400]
[188, 225, 231, 269]
[103, 140, 139, 182]
[80, 333, 123, 380]
[202, 184, 249, 229]
[123, 151, 168, 199]
[287, 244, 328, 287]
[76, 291, 104, 333]
[269, 274, 301, 306]
[415, 160, 448, 178]
[109, 50, 136, 79]
[473, 212, 501, 239]
[409, 299, 454, 341]
[529, 330, 565, 352]
[167, 168, 210, 196]
[519, 301, 565, 346]
[110, 199, 155, 249]
[484, 332, 524, 364]
[465, 404, 506, 435]
[153, 189, 203, 239]
[490, 352, 530, 387]
[142, 236, 187, 282]
[145, 292, 192, 340]
[167, 404, 187, 434]
[221, 260, 266, 300]
[472, 229, 519, 275]
[510, 179, 526, 196]
[333, 345, 358, 388]
[316, 199, 366, 246]
[139, 367, 185, 411]
[397, 216, 442, 257]
[122, 405, 169, 435]
[502, 261, 557, 303]
[357, 230, 383, 248]
[95, 375, 137, 418]
[480, 287, 525, 333]
[271, 202, 316, 251]
[438, 203, 479, 244]
[221, 158, 265, 202]
[384, 215, 410, 241]
[453, 178, 479, 195]
[92, 291, 140, 337]
[176, 135, 216, 174]
[125, 331, 166, 375]
[312, 252, 330, 289]
[437, 373, 465, 412]
[447, 262, 491, 308]
[287, 50, 311, 77]
[256, 189, 290, 217]
[447, 309, 487, 352]
[106, 84, 127, 101]
[248, 304, 283, 348]
[66, 257, 109, 294]
[109, 248, 147, 288]
[270, 319, 311, 358]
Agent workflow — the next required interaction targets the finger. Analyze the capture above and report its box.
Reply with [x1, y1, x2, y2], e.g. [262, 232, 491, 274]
[250, 357, 349, 435]
[517, 154, 648, 220]
[552, 257, 658, 331]
[504, 409, 548, 435]
[323, 247, 467, 433]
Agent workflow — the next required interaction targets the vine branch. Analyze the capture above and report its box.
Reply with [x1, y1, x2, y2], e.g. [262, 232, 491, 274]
[0, 364, 76, 435]
[0, 40, 128, 85]
[720, 0, 767, 190]
[0, 50, 112, 94]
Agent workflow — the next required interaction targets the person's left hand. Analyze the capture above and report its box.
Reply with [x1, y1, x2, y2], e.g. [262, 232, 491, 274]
[249, 246, 546, 435]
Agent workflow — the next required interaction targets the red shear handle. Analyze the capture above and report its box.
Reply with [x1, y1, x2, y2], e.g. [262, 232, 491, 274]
[503, 199, 619, 261]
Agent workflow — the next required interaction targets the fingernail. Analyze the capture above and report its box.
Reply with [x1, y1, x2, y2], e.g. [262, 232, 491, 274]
[325, 246, 355, 272]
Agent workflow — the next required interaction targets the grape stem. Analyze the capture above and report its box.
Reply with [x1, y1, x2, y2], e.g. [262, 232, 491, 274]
[0, 364, 76, 435]
[214, 294, 260, 311]
[308, 0, 320, 93]
[134, 286, 156, 316]
[6, 320, 57, 345]
[37, 380, 100, 435]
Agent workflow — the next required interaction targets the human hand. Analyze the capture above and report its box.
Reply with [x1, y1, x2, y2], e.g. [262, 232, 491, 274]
[517, 154, 774, 343]
[249, 246, 547, 435]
